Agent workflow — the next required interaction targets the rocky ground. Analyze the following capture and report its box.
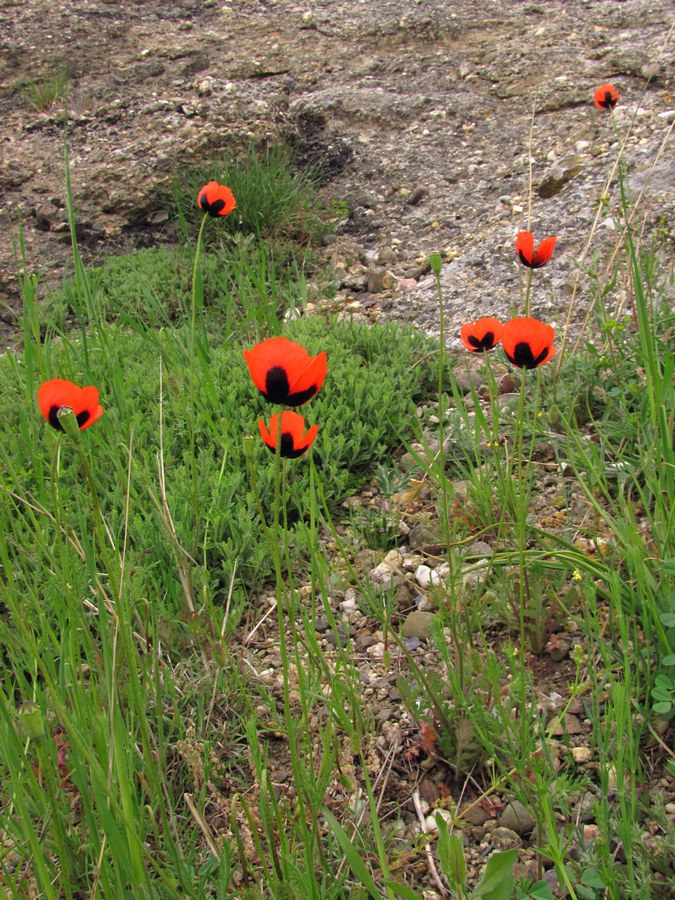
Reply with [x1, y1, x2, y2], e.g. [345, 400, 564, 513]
[1, 0, 673, 345]
[1, 0, 674, 894]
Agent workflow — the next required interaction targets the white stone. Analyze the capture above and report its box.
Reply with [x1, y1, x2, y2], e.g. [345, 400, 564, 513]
[572, 746, 592, 763]
[415, 564, 441, 588]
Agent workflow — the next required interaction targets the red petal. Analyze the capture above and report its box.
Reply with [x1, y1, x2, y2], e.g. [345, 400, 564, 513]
[515, 231, 534, 266]
[533, 236, 557, 267]
[258, 417, 274, 450]
[288, 351, 327, 397]
[501, 317, 556, 367]
[243, 337, 326, 404]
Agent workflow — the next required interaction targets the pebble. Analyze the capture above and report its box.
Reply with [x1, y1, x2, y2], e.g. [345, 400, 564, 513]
[354, 633, 379, 652]
[544, 871, 559, 891]
[370, 563, 402, 590]
[340, 596, 357, 614]
[367, 265, 387, 293]
[326, 628, 349, 648]
[571, 746, 592, 763]
[537, 155, 584, 198]
[548, 636, 571, 662]
[398, 277, 418, 291]
[408, 521, 445, 552]
[465, 540, 493, 558]
[583, 824, 600, 842]
[367, 642, 386, 659]
[378, 247, 397, 265]
[499, 800, 536, 836]
[462, 561, 489, 587]
[402, 610, 435, 640]
[490, 826, 523, 851]
[498, 373, 517, 394]
[549, 713, 584, 735]
[453, 369, 483, 394]
[418, 778, 440, 806]
[459, 803, 492, 826]
[407, 185, 429, 206]
[415, 564, 441, 588]
[425, 808, 453, 832]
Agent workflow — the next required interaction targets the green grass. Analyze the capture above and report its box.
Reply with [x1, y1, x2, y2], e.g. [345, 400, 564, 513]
[42, 239, 314, 335]
[171, 143, 326, 245]
[19, 70, 70, 111]
[0, 120, 674, 899]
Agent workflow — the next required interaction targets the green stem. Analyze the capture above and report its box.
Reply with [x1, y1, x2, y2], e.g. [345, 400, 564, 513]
[190, 214, 209, 361]
[184, 213, 209, 571]
[270, 410, 313, 865]
[432, 264, 454, 584]
[523, 267, 534, 317]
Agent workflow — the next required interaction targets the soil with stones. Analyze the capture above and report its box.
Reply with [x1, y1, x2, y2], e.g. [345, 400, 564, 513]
[1, 0, 674, 895]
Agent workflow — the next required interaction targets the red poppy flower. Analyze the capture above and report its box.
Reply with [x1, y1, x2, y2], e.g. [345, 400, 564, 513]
[501, 318, 557, 369]
[243, 336, 327, 407]
[460, 317, 503, 352]
[258, 411, 318, 459]
[37, 379, 104, 431]
[516, 232, 557, 269]
[594, 83, 619, 111]
[197, 181, 237, 218]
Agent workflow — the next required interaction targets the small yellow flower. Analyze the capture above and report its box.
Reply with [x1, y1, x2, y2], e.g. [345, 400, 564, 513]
[573, 569, 582, 581]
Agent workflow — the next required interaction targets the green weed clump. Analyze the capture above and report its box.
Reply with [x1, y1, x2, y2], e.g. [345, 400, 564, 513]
[42, 238, 310, 333]
[19, 70, 70, 111]
[172, 143, 326, 245]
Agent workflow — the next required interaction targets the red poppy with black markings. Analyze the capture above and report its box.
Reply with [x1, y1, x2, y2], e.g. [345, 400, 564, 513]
[594, 83, 619, 111]
[258, 410, 318, 459]
[515, 231, 557, 269]
[460, 317, 503, 352]
[243, 336, 327, 407]
[501, 317, 557, 369]
[197, 181, 237, 218]
[38, 379, 104, 431]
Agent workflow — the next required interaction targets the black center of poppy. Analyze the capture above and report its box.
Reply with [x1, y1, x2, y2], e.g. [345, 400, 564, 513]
[262, 367, 318, 407]
[48, 405, 64, 431]
[287, 385, 318, 406]
[263, 432, 306, 459]
[468, 332, 495, 350]
[280, 433, 295, 456]
[208, 198, 225, 216]
[520, 249, 547, 269]
[282, 433, 307, 458]
[264, 366, 290, 403]
[47, 405, 89, 431]
[200, 194, 225, 217]
[509, 342, 549, 369]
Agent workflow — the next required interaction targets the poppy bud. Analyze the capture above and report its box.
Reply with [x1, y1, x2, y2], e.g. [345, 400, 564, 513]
[16, 701, 46, 742]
